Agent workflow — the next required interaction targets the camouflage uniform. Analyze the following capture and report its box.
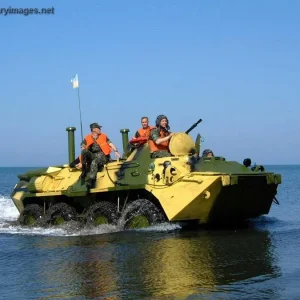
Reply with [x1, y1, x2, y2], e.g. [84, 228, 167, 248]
[69, 156, 80, 168]
[134, 130, 140, 138]
[81, 139, 111, 181]
[149, 128, 172, 158]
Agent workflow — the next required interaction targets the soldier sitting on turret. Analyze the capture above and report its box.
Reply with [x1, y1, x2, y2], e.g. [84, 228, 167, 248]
[134, 116, 155, 139]
[148, 114, 175, 158]
[129, 116, 155, 150]
[80, 122, 121, 189]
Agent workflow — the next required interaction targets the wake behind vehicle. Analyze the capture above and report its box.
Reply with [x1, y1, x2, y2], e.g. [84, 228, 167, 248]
[11, 119, 282, 228]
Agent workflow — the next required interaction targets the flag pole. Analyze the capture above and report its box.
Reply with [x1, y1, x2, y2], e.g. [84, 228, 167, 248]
[71, 74, 83, 142]
[77, 86, 83, 141]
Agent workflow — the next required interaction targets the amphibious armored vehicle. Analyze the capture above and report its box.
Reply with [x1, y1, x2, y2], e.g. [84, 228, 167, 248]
[11, 120, 281, 228]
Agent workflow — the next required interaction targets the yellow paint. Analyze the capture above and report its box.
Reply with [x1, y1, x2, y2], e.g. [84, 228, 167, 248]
[146, 176, 222, 222]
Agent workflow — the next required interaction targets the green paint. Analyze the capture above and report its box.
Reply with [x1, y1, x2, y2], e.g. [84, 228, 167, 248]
[120, 128, 130, 158]
[128, 215, 150, 228]
[24, 215, 36, 225]
[53, 216, 65, 225]
[66, 127, 76, 164]
[95, 216, 108, 225]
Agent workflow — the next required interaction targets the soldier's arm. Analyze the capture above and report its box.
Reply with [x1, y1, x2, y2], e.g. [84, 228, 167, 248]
[108, 142, 120, 158]
[108, 142, 118, 152]
[134, 131, 140, 138]
[149, 129, 159, 142]
[106, 136, 112, 147]
[156, 134, 174, 144]
[150, 129, 173, 145]
[107, 137, 120, 155]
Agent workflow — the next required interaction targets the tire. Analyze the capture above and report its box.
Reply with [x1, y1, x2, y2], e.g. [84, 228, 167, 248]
[85, 202, 118, 226]
[119, 199, 166, 229]
[18, 204, 44, 226]
[46, 202, 77, 225]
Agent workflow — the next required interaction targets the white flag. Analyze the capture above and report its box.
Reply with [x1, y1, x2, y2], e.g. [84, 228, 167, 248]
[70, 74, 79, 89]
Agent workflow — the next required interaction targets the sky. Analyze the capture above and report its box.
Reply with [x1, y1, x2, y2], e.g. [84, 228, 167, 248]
[0, 0, 299, 166]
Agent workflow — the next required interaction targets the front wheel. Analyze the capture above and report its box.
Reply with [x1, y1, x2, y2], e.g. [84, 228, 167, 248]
[119, 199, 166, 229]
[19, 204, 44, 226]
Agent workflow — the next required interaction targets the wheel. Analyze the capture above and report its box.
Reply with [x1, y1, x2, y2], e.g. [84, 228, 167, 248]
[119, 199, 166, 229]
[85, 202, 118, 226]
[46, 203, 77, 225]
[18, 204, 44, 226]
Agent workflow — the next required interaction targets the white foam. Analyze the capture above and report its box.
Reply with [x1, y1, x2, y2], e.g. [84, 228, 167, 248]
[134, 222, 182, 232]
[0, 221, 182, 237]
[0, 196, 182, 236]
[0, 196, 19, 222]
[0, 220, 120, 236]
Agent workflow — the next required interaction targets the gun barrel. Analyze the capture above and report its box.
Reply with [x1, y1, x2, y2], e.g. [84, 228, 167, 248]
[185, 119, 202, 134]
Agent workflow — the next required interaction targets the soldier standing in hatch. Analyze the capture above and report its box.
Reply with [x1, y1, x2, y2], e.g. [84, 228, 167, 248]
[148, 114, 175, 158]
[134, 116, 155, 139]
[81, 122, 121, 189]
[202, 149, 214, 158]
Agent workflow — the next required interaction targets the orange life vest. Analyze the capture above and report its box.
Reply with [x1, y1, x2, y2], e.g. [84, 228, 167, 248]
[137, 126, 156, 138]
[84, 133, 111, 155]
[148, 129, 170, 153]
[129, 136, 148, 145]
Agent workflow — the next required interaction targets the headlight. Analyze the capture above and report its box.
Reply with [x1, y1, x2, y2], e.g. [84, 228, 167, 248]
[148, 162, 155, 171]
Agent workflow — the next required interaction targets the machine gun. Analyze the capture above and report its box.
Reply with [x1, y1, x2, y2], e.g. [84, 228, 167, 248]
[184, 119, 202, 159]
[185, 118, 202, 134]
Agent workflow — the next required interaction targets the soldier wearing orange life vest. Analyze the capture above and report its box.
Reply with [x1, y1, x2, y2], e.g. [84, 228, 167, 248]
[148, 114, 175, 158]
[80, 122, 121, 189]
[134, 116, 155, 139]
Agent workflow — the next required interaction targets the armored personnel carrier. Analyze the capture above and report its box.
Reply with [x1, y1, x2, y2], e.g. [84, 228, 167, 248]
[11, 120, 281, 228]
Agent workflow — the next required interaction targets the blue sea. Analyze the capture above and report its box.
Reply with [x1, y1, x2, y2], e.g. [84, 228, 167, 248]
[0, 166, 299, 299]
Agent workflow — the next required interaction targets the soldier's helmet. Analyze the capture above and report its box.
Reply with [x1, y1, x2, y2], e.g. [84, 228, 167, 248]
[90, 122, 102, 130]
[202, 149, 214, 157]
[155, 114, 170, 130]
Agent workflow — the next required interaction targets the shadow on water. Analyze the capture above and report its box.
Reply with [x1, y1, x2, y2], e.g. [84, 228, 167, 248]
[14, 223, 281, 299]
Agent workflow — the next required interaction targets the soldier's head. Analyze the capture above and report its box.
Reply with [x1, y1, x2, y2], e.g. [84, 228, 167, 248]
[202, 149, 214, 158]
[155, 114, 170, 130]
[141, 116, 149, 129]
[90, 122, 102, 135]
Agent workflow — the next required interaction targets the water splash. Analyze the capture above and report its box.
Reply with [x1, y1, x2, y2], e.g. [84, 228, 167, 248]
[0, 196, 181, 236]
[134, 222, 182, 232]
[0, 195, 19, 221]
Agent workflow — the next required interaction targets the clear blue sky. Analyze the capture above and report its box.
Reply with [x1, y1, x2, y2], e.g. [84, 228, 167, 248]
[0, 0, 299, 166]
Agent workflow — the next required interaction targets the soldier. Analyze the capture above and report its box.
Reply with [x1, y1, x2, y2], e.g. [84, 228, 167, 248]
[134, 116, 155, 139]
[148, 114, 175, 158]
[202, 149, 214, 158]
[81, 122, 121, 189]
